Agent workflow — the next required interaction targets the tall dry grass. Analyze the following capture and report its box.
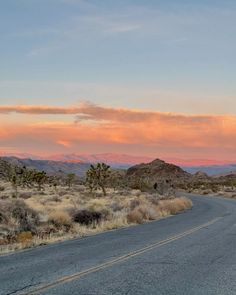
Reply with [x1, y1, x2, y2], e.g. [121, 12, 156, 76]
[0, 180, 192, 254]
[127, 197, 192, 224]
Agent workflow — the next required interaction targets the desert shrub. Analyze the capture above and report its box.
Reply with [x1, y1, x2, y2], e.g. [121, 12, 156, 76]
[0, 200, 10, 222]
[11, 200, 39, 233]
[129, 198, 141, 210]
[0, 226, 17, 245]
[137, 205, 158, 220]
[0, 199, 39, 234]
[18, 192, 32, 199]
[127, 209, 144, 224]
[85, 199, 112, 219]
[128, 177, 150, 191]
[58, 190, 68, 197]
[48, 211, 72, 228]
[0, 211, 8, 223]
[49, 195, 61, 202]
[158, 201, 175, 215]
[158, 197, 192, 216]
[98, 207, 111, 219]
[147, 195, 160, 206]
[177, 197, 192, 207]
[0, 194, 9, 200]
[37, 224, 57, 239]
[0, 186, 5, 192]
[17, 231, 33, 246]
[0, 237, 6, 246]
[73, 209, 102, 225]
[11, 193, 18, 198]
[87, 198, 108, 211]
[98, 211, 128, 230]
[130, 189, 142, 197]
[109, 202, 123, 212]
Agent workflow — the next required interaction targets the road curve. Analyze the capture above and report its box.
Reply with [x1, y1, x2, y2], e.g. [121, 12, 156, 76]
[1, 194, 236, 295]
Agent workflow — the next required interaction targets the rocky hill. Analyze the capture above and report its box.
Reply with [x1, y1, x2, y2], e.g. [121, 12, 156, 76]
[126, 159, 191, 191]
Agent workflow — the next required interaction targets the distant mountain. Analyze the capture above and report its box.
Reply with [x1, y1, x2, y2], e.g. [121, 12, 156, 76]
[0, 153, 154, 169]
[47, 153, 154, 168]
[214, 170, 236, 177]
[0, 152, 43, 160]
[1, 157, 90, 177]
[182, 164, 236, 176]
[168, 158, 231, 166]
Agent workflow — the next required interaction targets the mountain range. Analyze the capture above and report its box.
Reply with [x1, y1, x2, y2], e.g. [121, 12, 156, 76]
[182, 164, 236, 176]
[1, 152, 236, 176]
[0, 152, 153, 169]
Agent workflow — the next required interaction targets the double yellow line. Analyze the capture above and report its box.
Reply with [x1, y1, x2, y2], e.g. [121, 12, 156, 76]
[18, 217, 222, 295]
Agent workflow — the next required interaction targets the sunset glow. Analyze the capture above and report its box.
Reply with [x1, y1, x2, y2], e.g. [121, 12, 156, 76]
[0, 102, 236, 163]
[1, 0, 236, 164]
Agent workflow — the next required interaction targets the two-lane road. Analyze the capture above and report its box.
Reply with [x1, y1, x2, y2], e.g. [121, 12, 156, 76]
[1, 194, 236, 295]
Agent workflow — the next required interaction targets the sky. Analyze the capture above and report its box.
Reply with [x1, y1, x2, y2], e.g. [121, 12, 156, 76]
[0, 0, 236, 162]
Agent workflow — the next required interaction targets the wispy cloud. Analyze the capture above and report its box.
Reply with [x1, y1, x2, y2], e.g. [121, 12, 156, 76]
[19, 4, 198, 57]
[0, 102, 229, 124]
[0, 102, 234, 125]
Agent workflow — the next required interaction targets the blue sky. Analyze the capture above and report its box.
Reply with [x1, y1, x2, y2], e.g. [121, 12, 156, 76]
[0, 0, 236, 113]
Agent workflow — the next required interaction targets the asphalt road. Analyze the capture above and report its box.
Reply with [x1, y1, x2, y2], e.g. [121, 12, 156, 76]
[1, 194, 236, 295]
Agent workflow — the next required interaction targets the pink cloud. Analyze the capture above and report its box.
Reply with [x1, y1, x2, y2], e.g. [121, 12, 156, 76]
[1, 103, 236, 161]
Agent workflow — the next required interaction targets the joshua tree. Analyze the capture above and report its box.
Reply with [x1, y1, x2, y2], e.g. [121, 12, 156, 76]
[11, 174, 19, 196]
[8, 166, 22, 196]
[86, 163, 111, 196]
[66, 173, 76, 189]
[33, 171, 47, 191]
[18, 166, 35, 188]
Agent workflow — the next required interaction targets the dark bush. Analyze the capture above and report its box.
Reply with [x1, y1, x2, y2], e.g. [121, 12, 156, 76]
[0, 186, 5, 192]
[0, 194, 8, 200]
[18, 192, 32, 199]
[73, 210, 102, 225]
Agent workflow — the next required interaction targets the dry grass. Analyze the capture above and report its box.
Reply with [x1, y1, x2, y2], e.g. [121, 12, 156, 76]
[0, 180, 192, 254]
[127, 209, 144, 224]
[17, 231, 33, 248]
[127, 197, 192, 224]
[48, 211, 72, 228]
[158, 197, 193, 216]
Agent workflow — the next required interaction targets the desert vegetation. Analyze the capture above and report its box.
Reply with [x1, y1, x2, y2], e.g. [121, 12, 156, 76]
[0, 158, 192, 254]
[178, 174, 236, 198]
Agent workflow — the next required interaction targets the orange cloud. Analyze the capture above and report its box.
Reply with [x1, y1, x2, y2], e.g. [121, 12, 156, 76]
[56, 140, 72, 148]
[0, 102, 223, 123]
[1, 103, 236, 160]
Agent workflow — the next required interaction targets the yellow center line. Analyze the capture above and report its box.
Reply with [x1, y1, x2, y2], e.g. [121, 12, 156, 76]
[18, 217, 222, 295]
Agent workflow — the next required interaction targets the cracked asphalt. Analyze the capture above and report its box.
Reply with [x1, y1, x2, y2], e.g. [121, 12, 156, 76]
[1, 194, 236, 295]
